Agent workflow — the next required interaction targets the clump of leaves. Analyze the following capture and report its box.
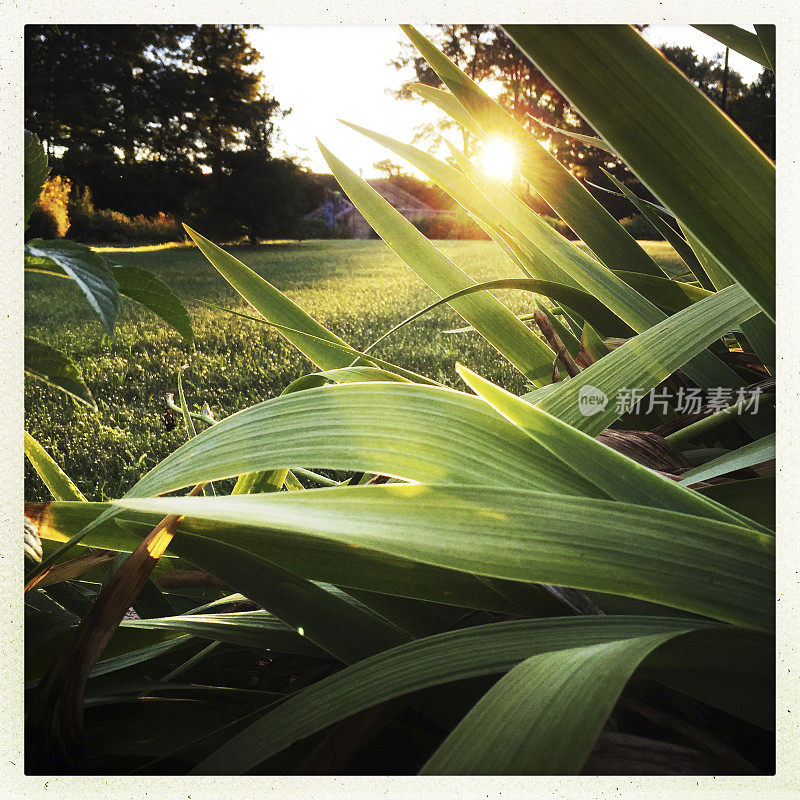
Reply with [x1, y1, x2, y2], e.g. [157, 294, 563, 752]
[25, 24, 774, 776]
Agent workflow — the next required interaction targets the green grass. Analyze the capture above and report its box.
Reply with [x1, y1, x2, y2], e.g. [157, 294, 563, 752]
[25, 238, 684, 501]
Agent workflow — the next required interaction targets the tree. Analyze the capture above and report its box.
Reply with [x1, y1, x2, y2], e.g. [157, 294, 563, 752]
[24, 25, 288, 218]
[373, 159, 406, 179]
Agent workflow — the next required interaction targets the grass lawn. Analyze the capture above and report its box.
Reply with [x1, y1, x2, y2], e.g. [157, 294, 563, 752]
[25, 238, 684, 501]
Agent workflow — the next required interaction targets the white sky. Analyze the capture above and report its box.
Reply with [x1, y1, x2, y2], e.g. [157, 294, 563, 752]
[249, 24, 764, 177]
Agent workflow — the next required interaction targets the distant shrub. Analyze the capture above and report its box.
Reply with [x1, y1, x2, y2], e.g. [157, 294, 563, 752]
[410, 211, 488, 240]
[26, 175, 71, 240]
[67, 186, 184, 244]
[297, 217, 329, 240]
[296, 217, 354, 240]
[540, 213, 664, 242]
[540, 214, 578, 240]
[619, 213, 664, 240]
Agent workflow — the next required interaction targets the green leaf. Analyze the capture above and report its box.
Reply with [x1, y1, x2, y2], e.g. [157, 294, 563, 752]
[754, 26, 776, 72]
[504, 25, 775, 320]
[24, 336, 95, 408]
[318, 141, 556, 386]
[176, 370, 198, 440]
[116, 486, 775, 630]
[231, 469, 286, 495]
[682, 226, 775, 375]
[234, 366, 414, 495]
[455, 364, 763, 530]
[536, 284, 759, 435]
[25, 239, 120, 334]
[698, 477, 774, 530]
[580, 322, 609, 362]
[120, 611, 327, 658]
[365, 278, 632, 353]
[692, 25, 774, 70]
[528, 115, 617, 154]
[188, 616, 717, 774]
[36, 501, 571, 615]
[600, 168, 712, 289]
[411, 83, 488, 138]
[109, 264, 193, 343]
[680, 434, 775, 485]
[159, 534, 410, 663]
[24, 431, 86, 501]
[27, 628, 191, 685]
[24, 130, 49, 228]
[122, 382, 603, 500]
[613, 271, 712, 315]
[183, 225, 355, 371]
[421, 634, 678, 774]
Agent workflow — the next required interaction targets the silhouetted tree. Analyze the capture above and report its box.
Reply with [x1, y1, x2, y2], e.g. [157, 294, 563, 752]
[24, 25, 322, 238]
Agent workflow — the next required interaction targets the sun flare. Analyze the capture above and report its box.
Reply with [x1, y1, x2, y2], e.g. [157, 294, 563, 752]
[480, 138, 517, 182]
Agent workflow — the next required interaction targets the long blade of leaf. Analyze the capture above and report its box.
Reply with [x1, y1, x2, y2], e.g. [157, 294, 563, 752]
[536, 284, 759, 435]
[421, 634, 679, 774]
[119, 611, 327, 657]
[25, 240, 120, 334]
[154, 534, 410, 662]
[122, 382, 603, 499]
[455, 364, 766, 530]
[24, 337, 95, 409]
[504, 25, 775, 320]
[187, 616, 717, 774]
[612, 271, 712, 314]
[34, 501, 569, 616]
[116, 486, 775, 631]
[27, 629, 191, 685]
[24, 431, 86, 501]
[754, 26, 776, 72]
[528, 114, 616, 154]
[691, 25, 774, 70]
[183, 225, 354, 370]
[680, 434, 776, 486]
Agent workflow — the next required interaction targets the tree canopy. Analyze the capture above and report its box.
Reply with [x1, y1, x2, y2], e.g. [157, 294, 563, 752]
[25, 25, 322, 240]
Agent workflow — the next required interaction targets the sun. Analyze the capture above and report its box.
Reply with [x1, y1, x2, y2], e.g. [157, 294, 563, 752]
[480, 139, 517, 182]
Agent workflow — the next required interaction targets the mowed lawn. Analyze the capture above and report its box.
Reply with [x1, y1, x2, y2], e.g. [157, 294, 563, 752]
[25, 238, 684, 501]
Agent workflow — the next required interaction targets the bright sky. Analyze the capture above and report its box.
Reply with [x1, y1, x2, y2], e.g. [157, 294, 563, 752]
[249, 24, 764, 177]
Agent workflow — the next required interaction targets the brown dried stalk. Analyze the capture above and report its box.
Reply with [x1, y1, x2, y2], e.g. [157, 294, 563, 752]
[26, 483, 206, 773]
[532, 309, 581, 378]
